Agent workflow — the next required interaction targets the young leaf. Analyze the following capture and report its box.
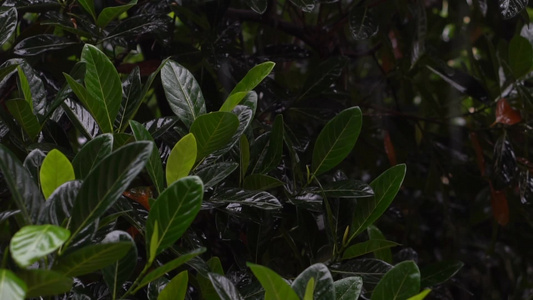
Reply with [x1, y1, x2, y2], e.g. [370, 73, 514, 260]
[158, 271, 188, 300]
[69, 142, 152, 241]
[40, 149, 75, 199]
[0, 269, 26, 300]
[371, 261, 420, 300]
[407, 289, 431, 300]
[16, 269, 72, 298]
[161, 60, 206, 128]
[190, 112, 239, 161]
[208, 273, 244, 300]
[420, 260, 463, 288]
[303, 278, 315, 300]
[23, 149, 46, 184]
[312, 107, 362, 176]
[247, 262, 299, 300]
[342, 239, 400, 260]
[72, 133, 113, 179]
[291, 263, 334, 300]
[96, 0, 138, 28]
[349, 164, 406, 242]
[10, 225, 70, 268]
[220, 61, 275, 112]
[130, 121, 165, 194]
[334, 277, 363, 300]
[146, 176, 203, 256]
[6, 99, 41, 141]
[0, 8, 17, 46]
[166, 133, 197, 185]
[17, 66, 32, 110]
[102, 231, 138, 299]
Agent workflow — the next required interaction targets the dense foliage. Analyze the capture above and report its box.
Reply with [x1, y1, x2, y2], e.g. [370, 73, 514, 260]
[1, 0, 532, 299]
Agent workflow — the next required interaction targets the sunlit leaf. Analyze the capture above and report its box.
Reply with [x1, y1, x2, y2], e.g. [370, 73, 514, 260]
[166, 133, 197, 185]
[10, 225, 70, 267]
[40, 149, 75, 199]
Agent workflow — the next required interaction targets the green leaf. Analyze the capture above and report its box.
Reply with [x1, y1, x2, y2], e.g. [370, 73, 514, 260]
[247, 262, 299, 300]
[240, 135, 250, 181]
[167, 133, 197, 185]
[149, 221, 159, 264]
[38, 181, 81, 226]
[342, 239, 400, 260]
[247, 0, 267, 14]
[420, 260, 463, 288]
[40, 149, 75, 199]
[211, 105, 253, 157]
[208, 273, 244, 300]
[146, 176, 203, 256]
[334, 277, 363, 300]
[130, 121, 165, 194]
[220, 61, 275, 112]
[0, 8, 17, 45]
[367, 225, 393, 263]
[136, 248, 205, 291]
[291, 263, 334, 300]
[499, 0, 528, 19]
[161, 60, 206, 128]
[0, 144, 43, 224]
[308, 180, 374, 199]
[158, 271, 188, 300]
[6, 99, 41, 141]
[289, 0, 315, 12]
[54, 242, 131, 277]
[300, 57, 347, 100]
[303, 278, 315, 300]
[407, 289, 431, 300]
[116, 67, 142, 131]
[61, 98, 99, 138]
[312, 107, 362, 176]
[508, 35, 533, 78]
[78, 0, 96, 19]
[69, 142, 152, 241]
[10, 225, 70, 268]
[190, 112, 239, 160]
[333, 259, 392, 289]
[13, 34, 78, 56]
[256, 114, 284, 174]
[349, 164, 406, 242]
[243, 174, 284, 191]
[96, 0, 137, 28]
[72, 133, 113, 179]
[17, 66, 32, 110]
[210, 189, 282, 210]
[102, 231, 138, 299]
[195, 162, 239, 189]
[16, 269, 72, 298]
[371, 261, 420, 300]
[349, 7, 378, 40]
[23, 149, 46, 184]
[80, 44, 122, 133]
[0, 269, 26, 300]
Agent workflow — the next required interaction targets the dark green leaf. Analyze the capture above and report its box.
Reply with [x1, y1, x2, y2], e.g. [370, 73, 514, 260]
[96, 0, 137, 28]
[334, 277, 363, 300]
[256, 114, 284, 174]
[38, 180, 81, 225]
[289, 0, 315, 12]
[301, 57, 347, 100]
[420, 260, 463, 288]
[508, 35, 532, 78]
[61, 98, 99, 139]
[499, 0, 528, 19]
[491, 135, 517, 190]
[23, 149, 46, 184]
[333, 259, 392, 290]
[247, 262, 299, 300]
[102, 231, 138, 299]
[190, 112, 239, 160]
[367, 225, 393, 263]
[210, 188, 282, 210]
[247, 0, 267, 14]
[17, 269, 72, 298]
[0, 269, 26, 300]
[158, 271, 188, 300]
[13, 34, 77, 56]
[350, 7, 378, 40]
[146, 176, 203, 256]
[309, 180, 373, 199]
[342, 239, 400, 260]
[72, 133, 113, 179]
[195, 162, 239, 189]
[292, 263, 335, 300]
[116, 67, 142, 131]
[130, 121, 165, 194]
[371, 261, 420, 300]
[0, 8, 17, 45]
[243, 174, 284, 191]
[6, 99, 41, 141]
[208, 273, 244, 300]
[161, 60, 206, 128]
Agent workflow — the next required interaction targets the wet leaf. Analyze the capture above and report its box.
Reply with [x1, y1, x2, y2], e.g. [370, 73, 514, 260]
[308, 180, 374, 199]
[38, 180, 81, 225]
[130, 121, 165, 194]
[102, 231, 137, 299]
[0, 8, 17, 46]
[190, 112, 239, 161]
[350, 7, 378, 40]
[13, 34, 77, 56]
[499, 0, 528, 19]
[494, 98, 521, 125]
[6, 99, 40, 141]
[10, 225, 70, 267]
[371, 260, 420, 300]
[23, 149, 46, 183]
[195, 162, 238, 189]
[61, 98, 99, 138]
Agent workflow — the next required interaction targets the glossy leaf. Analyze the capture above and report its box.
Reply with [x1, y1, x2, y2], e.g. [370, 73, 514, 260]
[80, 44, 122, 133]
[0, 8, 17, 45]
[491, 135, 517, 190]
[72, 133, 113, 179]
[208, 273, 244, 300]
[130, 121, 165, 194]
[10, 225, 70, 267]
[309, 180, 374, 199]
[312, 107, 362, 176]
[407, 289, 431, 300]
[350, 7, 378, 40]
[499, 0, 528, 19]
[334, 277, 363, 300]
[211, 105, 253, 157]
[54, 242, 131, 277]
[6, 99, 40, 141]
[343, 239, 400, 260]
[62, 98, 100, 138]
[367, 225, 393, 263]
[146, 176, 203, 256]
[371, 260, 420, 300]
[292, 263, 334, 300]
[256, 114, 284, 174]
[494, 98, 521, 125]
[220, 61, 275, 112]
[40, 149, 75, 199]
[166, 133, 197, 185]
[334, 259, 392, 289]
[420, 260, 463, 288]
[0, 269, 26, 300]
[69, 142, 152, 240]
[13, 34, 77, 56]
[158, 271, 188, 300]
[38, 180, 81, 226]
[243, 174, 284, 191]
[349, 164, 406, 241]
[17, 66, 32, 110]
[190, 112, 239, 160]
[247, 262, 299, 300]
[97, 0, 138, 28]
[0, 144, 43, 224]
[102, 231, 138, 299]
[195, 162, 238, 190]
[23, 149, 46, 183]
[508, 35, 532, 78]
[161, 60, 206, 128]
[289, 0, 315, 12]
[78, 0, 96, 19]
[17, 269, 72, 298]
[210, 189, 282, 210]
[426, 64, 490, 103]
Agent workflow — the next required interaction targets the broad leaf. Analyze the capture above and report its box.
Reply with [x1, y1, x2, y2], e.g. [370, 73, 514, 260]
[292, 263, 334, 300]
[0, 8, 17, 45]
[247, 263, 299, 300]
[17, 66, 32, 110]
[499, 0, 528, 19]
[116, 67, 142, 130]
[13, 34, 77, 56]
[130, 121, 165, 194]
[16, 269, 72, 298]
[208, 273, 244, 300]
[420, 260, 463, 288]
[190, 112, 239, 160]
[69, 142, 152, 240]
[40, 149, 75, 199]
[243, 174, 284, 191]
[333, 259, 392, 289]
[312, 107, 362, 176]
[0, 144, 43, 224]
[146, 176, 203, 256]
[371, 261, 420, 300]
[62, 98, 100, 138]
[334, 277, 363, 300]
[158, 271, 188, 300]
[508, 35, 532, 78]
[195, 162, 239, 189]
[0, 269, 26, 300]
[166, 133, 197, 185]
[38, 180, 81, 226]
[342, 239, 400, 260]
[303, 278, 315, 300]
[10, 225, 70, 267]
[350, 7, 378, 40]
[72, 133, 113, 179]
[97, 0, 138, 28]
[161, 60, 206, 128]
[102, 231, 138, 299]
[6, 99, 40, 141]
[211, 105, 253, 157]
[210, 189, 282, 210]
[23, 149, 46, 184]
